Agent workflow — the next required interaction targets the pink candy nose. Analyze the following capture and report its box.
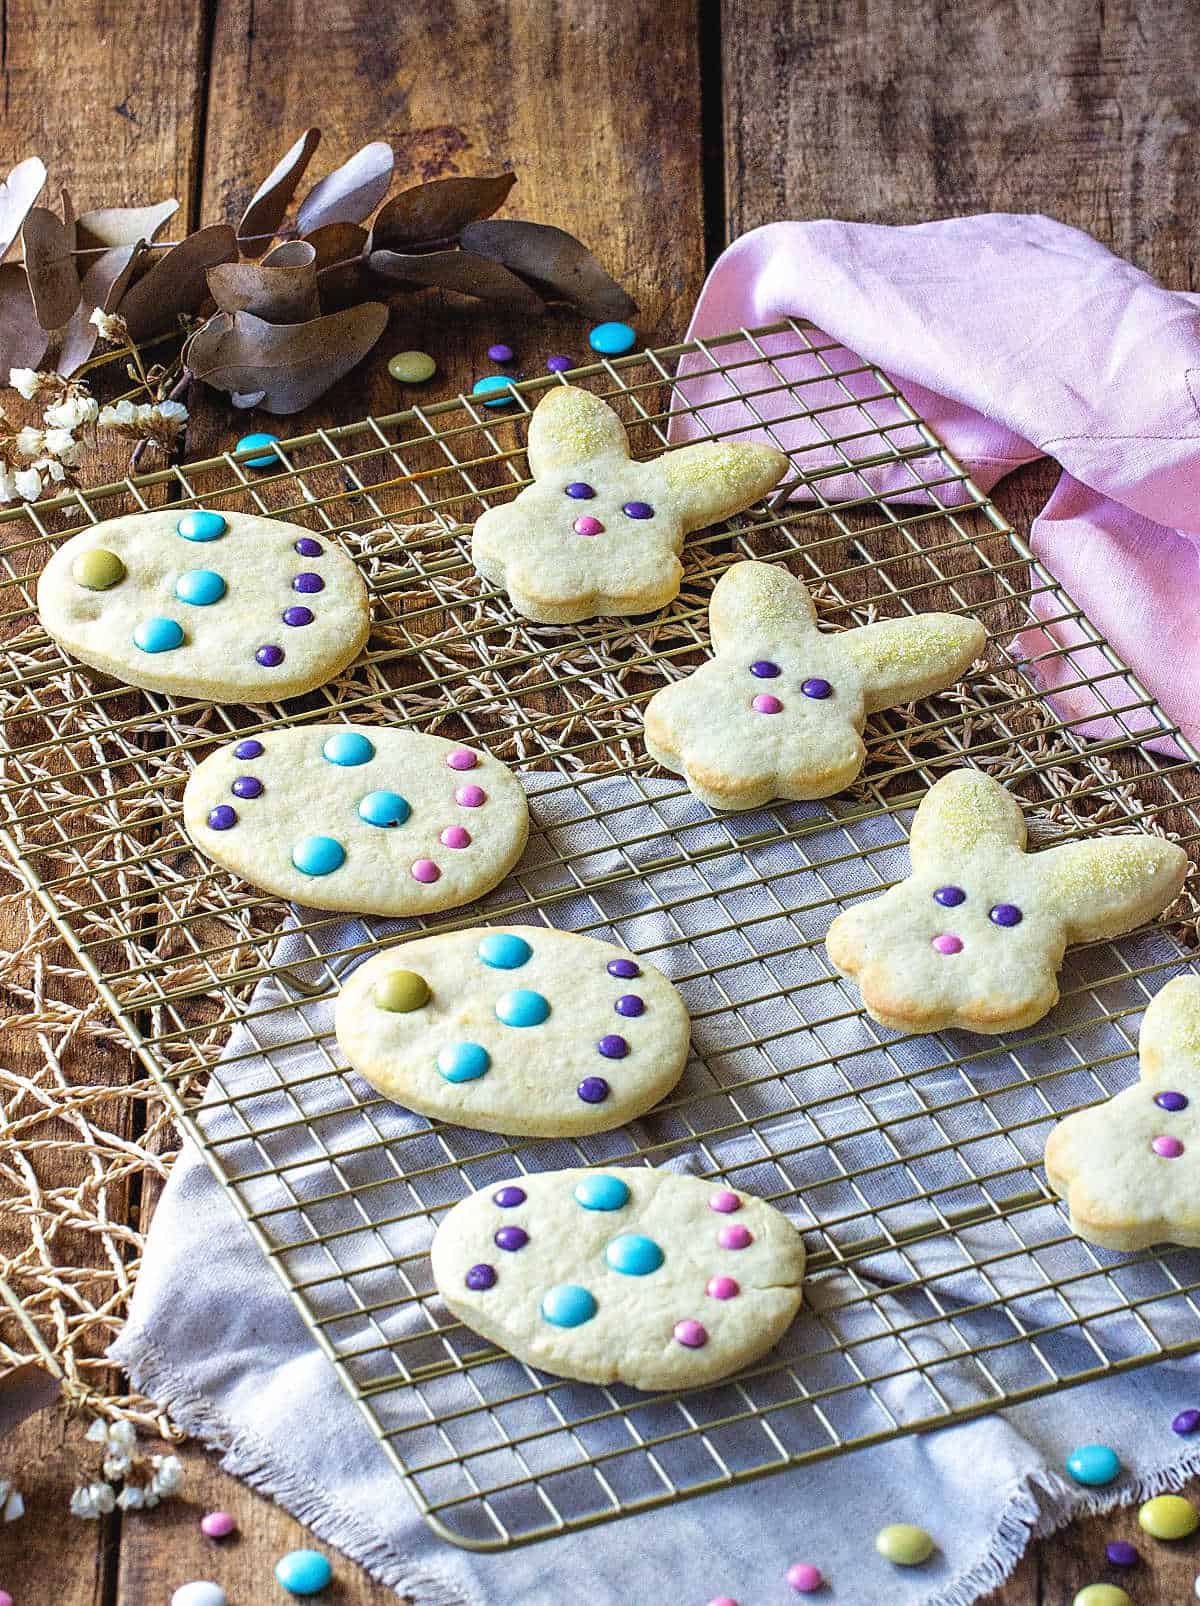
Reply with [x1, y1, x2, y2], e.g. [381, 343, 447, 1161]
[573, 515, 604, 536]
[932, 933, 963, 955]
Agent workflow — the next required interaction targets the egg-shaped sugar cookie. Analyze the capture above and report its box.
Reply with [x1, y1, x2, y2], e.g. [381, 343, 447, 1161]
[183, 726, 528, 916]
[37, 509, 369, 702]
[336, 928, 690, 1135]
[432, 1167, 805, 1390]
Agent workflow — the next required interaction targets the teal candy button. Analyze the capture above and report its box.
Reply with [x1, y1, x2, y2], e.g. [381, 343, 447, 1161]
[175, 568, 227, 606]
[291, 835, 346, 876]
[274, 1548, 332, 1595]
[605, 1233, 664, 1276]
[322, 731, 375, 767]
[132, 616, 184, 653]
[1066, 1444, 1120, 1486]
[437, 1042, 490, 1083]
[357, 789, 411, 827]
[176, 510, 227, 542]
[472, 375, 519, 407]
[237, 431, 280, 469]
[573, 1174, 630, 1212]
[541, 1284, 597, 1328]
[588, 321, 636, 355]
[477, 933, 533, 970]
[495, 989, 550, 1027]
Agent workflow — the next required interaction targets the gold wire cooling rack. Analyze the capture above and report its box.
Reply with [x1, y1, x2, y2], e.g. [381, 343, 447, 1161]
[2, 320, 1200, 1551]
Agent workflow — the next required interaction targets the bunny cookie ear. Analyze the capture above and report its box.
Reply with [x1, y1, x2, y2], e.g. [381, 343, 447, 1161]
[909, 769, 1027, 868]
[1037, 836, 1187, 943]
[654, 440, 789, 532]
[709, 561, 817, 651]
[1138, 975, 1200, 1084]
[526, 386, 631, 478]
[842, 614, 986, 715]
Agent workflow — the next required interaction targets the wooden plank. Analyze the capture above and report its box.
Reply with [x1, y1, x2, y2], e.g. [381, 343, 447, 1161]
[2, 1412, 111, 1604]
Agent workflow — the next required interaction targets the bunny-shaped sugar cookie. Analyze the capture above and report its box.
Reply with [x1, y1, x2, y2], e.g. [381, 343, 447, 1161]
[1045, 976, 1200, 1249]
[643, 562, 985, 808]
[472, 387, 788, 624]
[826, 769, 1187, 1035]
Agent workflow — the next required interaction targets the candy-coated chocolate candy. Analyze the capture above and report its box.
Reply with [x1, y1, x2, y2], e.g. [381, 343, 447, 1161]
[588, 321, 636, 355]
[495, 988, 550, 1027]
[607, 957, 641, 979]
[573, 514, 604, 537]
[493, 1185, 526, 1207]
[673, 1318, 707, 1347]
[707, 1598, 739, 1606]
[1072, 1588, 1130, 1606]
[231, 775, 263, 798]
[0, 1589, 13, 1606]
[750, 660, 780, 678]
[273, 1548, 332, 1595]
[786, 1562, 823, 1593]
[1152, 1134, 1185, 1157]
[1066, 1444, 1120, 1486]
[295, 537, 323, 557]
[374, 970, 430, 1013]
[752, 693, 783, 714]
[541, 1283, 597, 1327]
[255, 643, 284, 666]
[358, 789, 410, 827]
[478, 932, 532, 970]
[447, 748, 477, 771]
[473, 374, 518, 406]
[1105, 1540, 1138, 1567]
[292, 571, 325, 593]
[171, 1585, 226, 1606]
[875, 1524, 935, 1566]
[72, 547, 126, 590]
[208, 805, 237, 831]
[440, 825, 471, 848]
[707, 1275, 739, 1299]
[456, 783, 486, 807]
[933, 885, 966, 906]
[200, 1509, 236, 1538]
[175, 568, 227, 606]
[291, 834, 345, 876]
[605, 1232, 664, 1276]
[236, 432, 280, 469]
[1157, 1090, 1190, 1111]
[565, 481, 595, 499]
[282, 604, 314, 626]
[322, 730, 375, 766]
[133, 616, 184, 654]
[487, 343, 515, 363]
[1138, 1493, 1199, 1539]
[597, 1034, 628, 1059]
[615, 994, 644, 1017]
[622, 500, 654, 519]
[574, 1173, 630, 1211]
[709, 1190, 741, 1213]
[577, 1076, 609, 1102]
[437, 1042, 490, 1082]
[388, 350, 436, 384]
[411, 858, 440, 883]
[234, 738, 264, 759]
[1173, 1407, 1200, 1434]
[494, 1225, 528, 1251]
[932, 933, 964, 955]
[176, 510, 227, 542]
[465, 1263, 495, 1290]
[546, 354, 572, 372]
[801, 677, 832, 699]
[989, 903, 1023, 926]
[718, 1223, 752, 1250]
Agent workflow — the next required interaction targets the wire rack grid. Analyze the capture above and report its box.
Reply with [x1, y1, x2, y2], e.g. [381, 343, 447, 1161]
[2, 320, 1200, 1552]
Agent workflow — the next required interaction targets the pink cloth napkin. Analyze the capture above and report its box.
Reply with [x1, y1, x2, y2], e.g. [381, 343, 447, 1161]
[672, 215, 1200, 756]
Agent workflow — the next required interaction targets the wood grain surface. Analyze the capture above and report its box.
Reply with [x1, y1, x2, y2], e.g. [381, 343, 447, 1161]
[2, 1, 1200, 1602]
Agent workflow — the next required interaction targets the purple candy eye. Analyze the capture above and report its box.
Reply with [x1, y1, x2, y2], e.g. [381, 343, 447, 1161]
[933, 886, 966, 907]
[802, 678, 832, 700]
[622, 501, 654, 519]
[234, 738, 264, 760]
[1156, 1091, 1189, 1112]
[607, 958, 641, 979]
[750, 660, 780, 679]
[989, 903, 1022, 927]
[294, 537, 322, 557]
[493, 1185, 527, 1207]
[465, 1264, 496, 1291]
[565, 482, 595, 500]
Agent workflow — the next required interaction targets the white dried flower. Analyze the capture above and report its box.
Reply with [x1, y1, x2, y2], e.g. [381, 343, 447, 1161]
[107, 1420, 137, 1454]
[88, 307, 129, 343]
[117, 1483, 151, 1511]
[15, 425, 43, 457]
[42, 427, 81, 464]
[9, 368, 42, 400]
[0, 1480, 24, 1522]
[70, 1481, 116, 1519]
[102, 1453, 132, 1481]
[97, 400, 136, 427]
[149, 1454, 182, 1497]
[84, 1418, 109, 1445]
[156, 400, 188, 423]
[44, 394, 98, 431]
[0, 467, 19, 503]
[13, 466, 43, 502]
[36, 457, 68, 484]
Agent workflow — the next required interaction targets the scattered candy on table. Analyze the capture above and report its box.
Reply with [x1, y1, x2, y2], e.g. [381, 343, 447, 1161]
[588, 320, 636, 355]
[1104, 1539, 1138, 1567]
[387, 350, 437, 384]
[0, 1590, 14, 1606]
[546, 354, 572, 371]
[472, 374, 519, 406]
[200, 1509, 236, 1538]
[874, 1523, 935, 1566]
[487, 342, 515, 363]
[786, 1560, 823, 1592]
[170, 1585, 226, 1606]
[1065, 1443, 1121, 1486]
[1173, 1407, 1200, 1434]
[1138, 1492, 1199, 1539]
[1072, 1587, 1130, 1606]
[235, 431, 280, 468]
[273, 1548, 333, 1595]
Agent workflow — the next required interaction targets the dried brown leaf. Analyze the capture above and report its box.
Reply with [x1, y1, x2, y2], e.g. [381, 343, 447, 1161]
[0, 1363, 59, 1440]
[295, 141, 394, 235]
[184, 301, 388, 414]
[0, 262, 49, 374]
[0, 157, 46, 262]
[75, 198, 178, 254]
[207, 240, 319, 323]
[22, 207, 81, 329]
[238, 129, 321, 258]
[57, 240, 146, 375]
[372, 172, 516, 249]
[368, 246, 544, 310]
[119, 224, 237, 341]
[460, 219, 636, 320]
[304, 222, 368, 304]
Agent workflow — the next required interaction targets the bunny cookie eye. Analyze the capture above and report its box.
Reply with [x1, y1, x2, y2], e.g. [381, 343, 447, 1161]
[932, 886, 966, 907]
[750, 660, 780, 678]
[564, 482, 595, 499]
[989, 903, 1023, 927]
[621, 501, 655, 519]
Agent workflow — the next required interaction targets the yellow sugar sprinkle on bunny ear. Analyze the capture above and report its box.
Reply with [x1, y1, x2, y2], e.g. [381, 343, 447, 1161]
[1143, 976, 1200, 1067]
[527, 387, 630, 472]
[910, 770, 1026, 861]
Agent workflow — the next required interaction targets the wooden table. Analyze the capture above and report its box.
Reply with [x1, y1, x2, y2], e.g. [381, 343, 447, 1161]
[4, 1, 1200, 1600]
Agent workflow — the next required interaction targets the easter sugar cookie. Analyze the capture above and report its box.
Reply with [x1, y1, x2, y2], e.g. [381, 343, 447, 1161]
[183, 726, 528, 915]
[472, 386, 788, 624]
[432, 1167, 805, 1390]
[335, 927, 689, 1135]
[38, 509, 369, 702]
[825, 769, 1187, 1035]
[643, 561, 985, 808]
[1045, 975, 1200, 1250]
